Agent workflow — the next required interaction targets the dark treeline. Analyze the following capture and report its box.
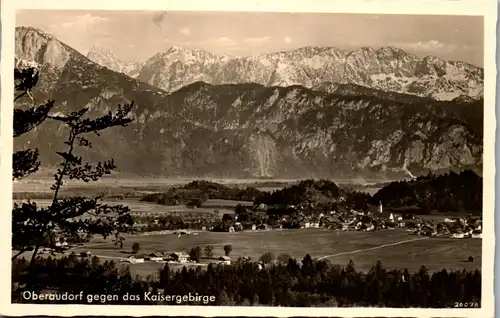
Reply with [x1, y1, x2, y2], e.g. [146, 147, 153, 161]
[254, 179, 341, 206]
[12, 254, 481, 307]
[141, 181, 262, 206]
[372, 170, 482, 215]
[139, 170, 482, 217]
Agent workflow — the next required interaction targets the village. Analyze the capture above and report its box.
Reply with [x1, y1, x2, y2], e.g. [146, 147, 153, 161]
[79, 201, 482, 267]
[129, 200, 483, 238]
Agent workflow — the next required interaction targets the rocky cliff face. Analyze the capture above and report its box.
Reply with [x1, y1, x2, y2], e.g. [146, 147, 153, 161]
[14, 26, 483, 179]
[86, 46, 143, 78]
[137, 46, 483, 101]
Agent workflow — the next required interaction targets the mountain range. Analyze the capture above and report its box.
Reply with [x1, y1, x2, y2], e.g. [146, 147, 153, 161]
[14, 26, 483, 179]
[88, 44, 483, 101]
[86, 46, 143, 78]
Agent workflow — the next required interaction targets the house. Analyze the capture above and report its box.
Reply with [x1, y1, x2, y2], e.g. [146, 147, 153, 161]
[217, 256, 231, 265]
[170, 252, 190, 263]
[234, 222, 243, 231]
[257, 224, 270, 230]
[451, 233, 465, 239]
[257, 203, 267, 211]
[123, 255, 145, 264]
[55, 241, 68, 247]
[80, 251, 92, 258]
[251, 224, 257, 231]
[148, 252, 165, 262]
[472, 232, 482, 239]
[228, 226, 235, 233]
[310, 221, 320, 228]
[389, 213, 395, 222]
[420, 225, 434, 236]
[174, 230, 192, 236]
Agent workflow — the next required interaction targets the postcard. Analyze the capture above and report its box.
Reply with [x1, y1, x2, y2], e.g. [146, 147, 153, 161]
[0, 0, 496, 317]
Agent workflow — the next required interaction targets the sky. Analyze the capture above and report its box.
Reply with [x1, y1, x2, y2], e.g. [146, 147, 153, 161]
[16, 10, 484, 67]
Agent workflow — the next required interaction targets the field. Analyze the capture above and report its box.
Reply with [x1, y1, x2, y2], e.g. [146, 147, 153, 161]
[12, 175, 481, 279]
[59, 228, 482, 278]
[14, 198, 251, 217]
[13, 174, 297, 193]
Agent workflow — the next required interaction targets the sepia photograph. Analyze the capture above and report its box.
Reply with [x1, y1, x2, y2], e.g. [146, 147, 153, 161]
[1, 0, 496, 316]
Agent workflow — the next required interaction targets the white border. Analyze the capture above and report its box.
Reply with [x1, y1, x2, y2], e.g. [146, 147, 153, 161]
[0, 0, 496, 317]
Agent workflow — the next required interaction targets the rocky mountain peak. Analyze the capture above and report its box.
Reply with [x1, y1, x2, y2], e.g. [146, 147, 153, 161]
[137, 44, 483, 100]
[87, 46, 117, 60]
[13, 27, 483, 179]
[85, 45, 143, 78]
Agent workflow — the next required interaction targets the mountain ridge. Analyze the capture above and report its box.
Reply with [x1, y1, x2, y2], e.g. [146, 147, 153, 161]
[14, 26, 483, 179]
[86, 46, 144, 78]
[24, 19, 481, 102]
[135, 43, 483, 101]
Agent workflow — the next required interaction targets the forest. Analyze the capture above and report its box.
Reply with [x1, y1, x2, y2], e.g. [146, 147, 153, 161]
[12, 254, 481, 307]
[371, 170, 483, 215]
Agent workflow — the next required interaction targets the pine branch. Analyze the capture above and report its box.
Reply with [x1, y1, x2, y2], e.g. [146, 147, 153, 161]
[13, 101, 55, 137]
[13, 149, 41, 180]
[12, 65, 137, 267]
[74, 102, 134, 135]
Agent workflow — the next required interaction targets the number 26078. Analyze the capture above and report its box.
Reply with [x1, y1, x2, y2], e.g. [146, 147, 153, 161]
[454, 302, 479, 308]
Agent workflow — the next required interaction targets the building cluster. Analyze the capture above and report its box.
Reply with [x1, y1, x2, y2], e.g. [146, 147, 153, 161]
[207, 202, 483, 240]
[120, 252, 231, 265]
[412, 217, 483, 238]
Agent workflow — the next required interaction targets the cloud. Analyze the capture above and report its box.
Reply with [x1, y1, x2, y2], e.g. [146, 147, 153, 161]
[242, 36, 271, 46]
[58, 13, 108, 29]
[217, 37, 237, 46]
[283, 36, 292, 44]
[392, 40, 457, 53]
[180, 27, 190, 36]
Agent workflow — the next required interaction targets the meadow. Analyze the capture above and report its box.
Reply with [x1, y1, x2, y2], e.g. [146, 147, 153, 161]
[66, 228, 481, 278]
[12, 175, 481, 279]
[14, 198, 248, 217]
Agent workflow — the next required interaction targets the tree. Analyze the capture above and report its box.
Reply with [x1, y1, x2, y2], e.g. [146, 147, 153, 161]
[235, 204, 247, 214]
[223, 244, 232, 256]
[189, 246, 202, 263]
[86, 233, 94, 242]
[187, 198, 203, 208]
[132, 242, 140, 254]
[12, 64, 135, 267]
[259, 252, 275, 264]
[204, 245, 214, 258]
[277, 253, 292, 265]
[91, 256, 101, 268]
[301, 254, 314, 275]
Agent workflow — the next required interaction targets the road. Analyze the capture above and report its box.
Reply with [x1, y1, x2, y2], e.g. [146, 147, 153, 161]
[317, 236, 430, 260]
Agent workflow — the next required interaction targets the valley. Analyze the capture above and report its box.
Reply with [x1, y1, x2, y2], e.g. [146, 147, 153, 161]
[11, 13, 486, 308]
